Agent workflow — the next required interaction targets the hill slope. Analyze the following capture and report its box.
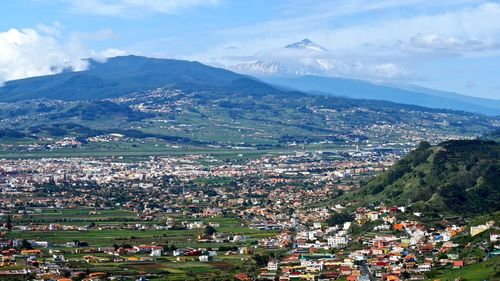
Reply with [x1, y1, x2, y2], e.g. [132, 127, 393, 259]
[0, 56, 497, 149]
[340, 140, 500, 216]
[263, 75, 500, 116]
[0, 56, 275, 101]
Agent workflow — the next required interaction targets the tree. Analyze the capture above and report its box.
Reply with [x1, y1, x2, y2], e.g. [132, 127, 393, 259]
[400, 271, 411, 280]
[204, 225, 217, 236]
[21, 239, 32, 250]
[252, 254, 270, 267]
[5, 215, 13, 231]
[326, 213, 354, 227]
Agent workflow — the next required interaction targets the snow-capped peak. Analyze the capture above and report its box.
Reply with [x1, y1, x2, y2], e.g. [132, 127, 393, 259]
[284, 39, 326, 52]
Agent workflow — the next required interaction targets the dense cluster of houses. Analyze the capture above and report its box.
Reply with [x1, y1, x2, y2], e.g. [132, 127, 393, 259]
[0, 148, 498, 280]
[244, 205, 499, 281]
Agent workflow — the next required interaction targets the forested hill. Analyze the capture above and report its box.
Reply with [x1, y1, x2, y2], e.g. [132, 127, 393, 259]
[340, 140, 499, 216]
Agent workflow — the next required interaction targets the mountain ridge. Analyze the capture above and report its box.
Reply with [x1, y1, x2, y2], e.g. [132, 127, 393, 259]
[0, 55, 265, 102]
[263, 75, 500, 116]
[2, 55, 496, 117]
[0, 56, 497, 152]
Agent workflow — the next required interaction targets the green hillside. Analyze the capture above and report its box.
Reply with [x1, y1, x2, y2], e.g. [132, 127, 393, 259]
[0, 56, 497, 156]
[340, 140, 500, 216]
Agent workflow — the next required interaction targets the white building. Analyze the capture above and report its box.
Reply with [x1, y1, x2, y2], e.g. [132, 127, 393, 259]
[150, 248, 162, 257]
[327, 236, 347, 248]
[267, 260, 279, 271]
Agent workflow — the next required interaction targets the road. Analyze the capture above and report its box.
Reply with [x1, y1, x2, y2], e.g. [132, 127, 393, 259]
[360, 261, 376, 281]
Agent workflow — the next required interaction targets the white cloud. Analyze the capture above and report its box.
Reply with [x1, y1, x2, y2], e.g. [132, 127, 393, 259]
[0, 27, 125, 83]
[372, 63, 407, 79]
[214, 41, 409, 81]
[403, 33, 500, 54]
[99, 48, 128, 58]
[64, 0, 219, 16]
[189, 1, 500, 82]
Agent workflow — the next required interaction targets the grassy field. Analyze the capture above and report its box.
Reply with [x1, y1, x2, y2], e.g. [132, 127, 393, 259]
[3, 205, 276, 280]
[17, 208, 138, 224]
[0, 137, 359, 159]
[426, 256, 500, 281]
[10, 226, 277, 247]
[62, 256, 250, 280]
[9, 208, 277, 248]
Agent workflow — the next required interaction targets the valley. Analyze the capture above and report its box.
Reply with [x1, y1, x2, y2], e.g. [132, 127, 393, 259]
[0, 57, 498, 281]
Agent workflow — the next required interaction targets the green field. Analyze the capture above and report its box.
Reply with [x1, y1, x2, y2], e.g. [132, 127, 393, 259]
[426, 257, 500, 281]
[4, 207, 272, 280]
[0, 139, 356, 159]
[9, 208, 277, 249]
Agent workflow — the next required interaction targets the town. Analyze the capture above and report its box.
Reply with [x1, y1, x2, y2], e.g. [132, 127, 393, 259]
[0, 145, 498, 280]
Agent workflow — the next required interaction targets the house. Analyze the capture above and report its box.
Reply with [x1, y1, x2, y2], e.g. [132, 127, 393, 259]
[89, 272, 106, 279]
[470, 221, 494, 237]
[258, 271, 277, 280]
[173, 250, 184, 256]
[417, 264, 431, 272]
[235, 273, 251, 281]
[340, 266, 352, 275]
[305, 261, 324, 272]
[368, 212, 379, 221]
[30, 241, 50, 248]
[20, 249, 42, 256]
[187, 221, 204, 229]
[393, 224, 404, 231]
[53, 254, 65, 263]
[151, 248, 162, 257]
[199, 255, 212, 262]
[238, 247, 251, 255]
[490, 233, 500, 242]
[84, 255, 109, 263]
[327, 236, 347, 248]
[453, 260, 464, 268]
[267, 260, 279, 271]
[346, 275, 357, 281]
[386, 275, 400, 281]
[133, 245, 163, 254]
[232, 235, 248, 243]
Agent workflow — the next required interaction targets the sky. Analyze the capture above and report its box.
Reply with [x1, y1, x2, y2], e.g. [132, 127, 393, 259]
[0, 0, 500, 99]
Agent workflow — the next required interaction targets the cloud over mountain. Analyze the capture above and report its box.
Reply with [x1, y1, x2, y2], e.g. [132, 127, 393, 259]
[228, 39, 408, 80]
[0, 26, 124, 84]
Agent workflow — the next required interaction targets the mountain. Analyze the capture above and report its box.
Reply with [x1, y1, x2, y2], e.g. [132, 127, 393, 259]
[263, 75, 500, 116]
[0, 56, 497, 148]
[339, 140, 500, 216]
[227, 39, 499, 116]
[0, 55, 268, 102]
[231, 39, 334, 76]
[284, 39, 327, 52]
[394, 84, 500, 113]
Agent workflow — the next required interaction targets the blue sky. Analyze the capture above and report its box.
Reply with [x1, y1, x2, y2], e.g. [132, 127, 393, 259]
[1, 0, 500, 99]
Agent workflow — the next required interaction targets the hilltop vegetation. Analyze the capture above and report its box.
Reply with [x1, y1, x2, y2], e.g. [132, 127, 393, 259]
[340, 139, 500, 216]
